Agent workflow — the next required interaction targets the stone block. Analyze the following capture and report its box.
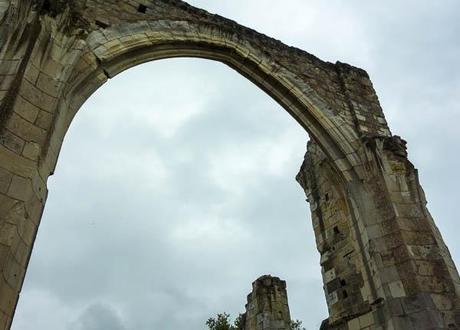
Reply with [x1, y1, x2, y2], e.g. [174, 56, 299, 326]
[401, 293, 435, 315]
[388, 281, 406, 298]
[0, 130, 25, 155]
[347, 317, 360, 330]
[387, 316, 412, 330]
[0, 168, 12, 194]
[24, 64, 40, 84]
[0, 280, 17, 315]
[408, 309, 445, 329]
[2, 254, 24, 289]
[379, 265, 400, 284]
[7, 176, 33, 202]
[387, 298, 405, 316]
[324, 268, 337, 283]
[0, 145, 37, 178]
[359, 312, 375, 328]
[22, 142, 40, 161]
[0, 223, 18, 247]
[14, 96, 40, 123]
[414, 260, 436, 277]
[17, 215, 36, 246]
[25, 195, 45, 225]
[0, 312, 9, 330]
[12, 239, 29, 267]
[326, 291, 339, 306]
[36, 72, 61, 97]
[19, 79, 57, 113]
[5, 113, 46, 145]
[35, 110, 53, 130]
[430, 293, 453, 311]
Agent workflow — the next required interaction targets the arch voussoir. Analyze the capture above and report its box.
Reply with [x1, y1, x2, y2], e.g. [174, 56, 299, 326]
[0, 1, 458, 329]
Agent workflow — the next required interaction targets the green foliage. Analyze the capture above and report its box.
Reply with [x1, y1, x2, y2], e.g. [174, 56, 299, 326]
[206, 313, 305, 330]
[206, 313, 241, 330]
[290, 319, 306, 330]
[234, 314, 243, 329]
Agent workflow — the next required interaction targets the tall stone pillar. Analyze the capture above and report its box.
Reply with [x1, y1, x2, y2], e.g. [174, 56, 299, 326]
[242, 275, 292, 330]
[297, 138, 460, 329]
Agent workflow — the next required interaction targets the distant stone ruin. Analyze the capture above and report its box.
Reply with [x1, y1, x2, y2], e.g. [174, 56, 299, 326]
[241, 275, 292, 330]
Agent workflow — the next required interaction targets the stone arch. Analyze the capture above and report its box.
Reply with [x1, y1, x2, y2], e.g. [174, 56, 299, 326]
[47, 18, 363, 185]
[0, 1, 459, 329]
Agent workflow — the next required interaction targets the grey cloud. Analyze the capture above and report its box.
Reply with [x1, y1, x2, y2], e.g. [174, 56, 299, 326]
[70, 304, 126, 330]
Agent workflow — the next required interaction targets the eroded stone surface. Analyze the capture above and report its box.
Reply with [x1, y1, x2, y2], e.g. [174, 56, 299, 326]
[0, 1, 459, 329]
[297, 137, 460, 329]
[242, 275, 292, 330]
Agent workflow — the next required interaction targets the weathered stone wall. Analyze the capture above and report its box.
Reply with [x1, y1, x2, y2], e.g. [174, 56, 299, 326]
[297, 141, 372, 325]
[0, 1, 458, 329]
[242, 275, 292, 330]
[297, 137, 460, 329]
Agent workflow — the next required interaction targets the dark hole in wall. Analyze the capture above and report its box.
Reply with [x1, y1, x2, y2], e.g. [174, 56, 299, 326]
[42, 0, 51, 12]
[40, 0, 64, 17]
[342, 290, 348, 298]
[340, 279, 346, 286]
[95, 20, 109, 29]
[333, 226, 340, 234]
[325, 193, 329, 201]
[138, 4, 147, 13]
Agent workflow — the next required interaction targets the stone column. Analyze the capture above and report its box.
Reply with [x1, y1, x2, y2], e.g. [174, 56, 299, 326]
[0, 2, 85, 327]
[297, 138, 460, 330]
[242, 275, 292, 330]
[0, 3, 45, 328]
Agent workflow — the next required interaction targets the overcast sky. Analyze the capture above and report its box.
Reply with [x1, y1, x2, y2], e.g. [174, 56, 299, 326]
[12, 1, 460, 329]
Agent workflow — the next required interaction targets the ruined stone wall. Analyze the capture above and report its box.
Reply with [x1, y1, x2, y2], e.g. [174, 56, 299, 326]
[297, 141, 372, 325]
[242, 275, 292, 330]
[297, 137, 460, 329]
[0, 1, 458, 329]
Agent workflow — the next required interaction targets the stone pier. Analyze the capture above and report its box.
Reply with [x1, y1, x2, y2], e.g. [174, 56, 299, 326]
[241, 275, 292, 330]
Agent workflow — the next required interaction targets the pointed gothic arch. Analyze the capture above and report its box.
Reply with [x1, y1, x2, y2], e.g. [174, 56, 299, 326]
[0, 1, 458, 329]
